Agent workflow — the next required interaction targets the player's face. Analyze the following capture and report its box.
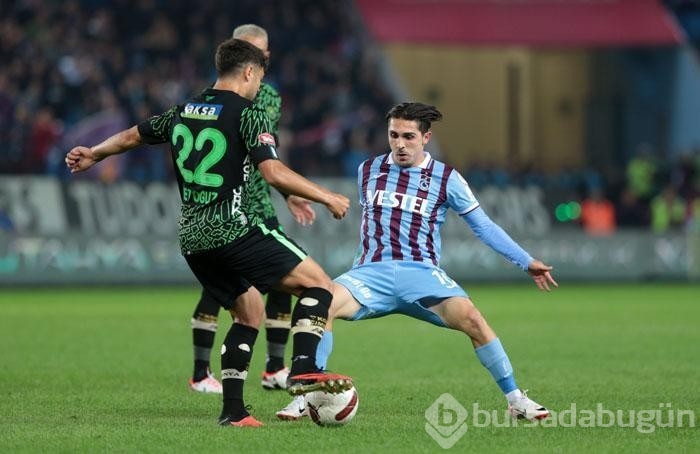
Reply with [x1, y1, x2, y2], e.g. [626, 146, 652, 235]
[388, 118, 431, 168]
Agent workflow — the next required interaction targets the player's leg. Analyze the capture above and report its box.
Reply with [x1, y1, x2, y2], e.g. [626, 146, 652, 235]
[430, 293, 550, 421]
[188, 288, 223, 393]
[275, 327, 336, 420]
[238, 224, 354, 395]
[184, 249, 264, 427]
[313, 281, 367, 369]
[218, 286, 265, 427]
[397, 262, 549, 421]
[275, 282, 360, 421]
[276, 257, 347, 391]
[260, 289, 292, 390]
[315, 330, 334, 371]
[276, 263, 398, 421]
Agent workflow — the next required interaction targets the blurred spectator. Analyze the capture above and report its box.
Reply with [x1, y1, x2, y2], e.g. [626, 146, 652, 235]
[0, 192, 14, 232]
[616, 186, 650, 227]
[342, 129, 372, 177]
[689, 196, 700, 233]
[625, 143, 659, 202]
[580, 188, 616, 236]
[650, 184, 686, 232]
[672, 151, 698, 202]
[23, 107, 63, 173]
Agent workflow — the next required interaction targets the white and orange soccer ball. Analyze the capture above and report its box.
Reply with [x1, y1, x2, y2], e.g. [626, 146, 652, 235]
[305, 386, 359, 426]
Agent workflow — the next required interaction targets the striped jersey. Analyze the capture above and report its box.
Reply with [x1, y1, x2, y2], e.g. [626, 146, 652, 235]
[354, 152, 479, 266]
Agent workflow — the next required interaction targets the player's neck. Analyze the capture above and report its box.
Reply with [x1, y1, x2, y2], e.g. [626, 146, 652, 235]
[212, 78, 252, 100]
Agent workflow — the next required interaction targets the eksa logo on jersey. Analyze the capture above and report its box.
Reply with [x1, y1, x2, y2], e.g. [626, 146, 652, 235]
[182, 103, 223, 120]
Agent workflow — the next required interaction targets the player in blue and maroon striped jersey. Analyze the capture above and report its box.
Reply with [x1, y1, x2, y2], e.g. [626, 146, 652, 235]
[280, 102, 558, 422]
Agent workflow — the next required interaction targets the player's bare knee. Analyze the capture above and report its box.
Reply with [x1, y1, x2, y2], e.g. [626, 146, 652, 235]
[301, 259, 333, 290]
[453, 300, 488, 334]
[464, 306, 487, 331]
[230, 302, 264, 328]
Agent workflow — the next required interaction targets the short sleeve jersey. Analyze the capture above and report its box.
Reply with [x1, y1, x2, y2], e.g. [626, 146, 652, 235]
[137, 87, 278, 254]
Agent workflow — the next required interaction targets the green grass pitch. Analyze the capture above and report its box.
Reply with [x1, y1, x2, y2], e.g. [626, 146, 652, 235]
[1, 283, 698, 453]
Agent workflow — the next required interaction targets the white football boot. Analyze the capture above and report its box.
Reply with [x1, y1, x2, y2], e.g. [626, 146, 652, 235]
[261, 367, 290, 390]
[276, 395, 307, 421]
[188, 371, 223, 394]
[508, 390, 550, 421]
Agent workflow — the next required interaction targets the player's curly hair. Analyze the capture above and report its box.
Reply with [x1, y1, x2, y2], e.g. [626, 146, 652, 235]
[386, 102, 443, 133]
[215, 38, 268, 77]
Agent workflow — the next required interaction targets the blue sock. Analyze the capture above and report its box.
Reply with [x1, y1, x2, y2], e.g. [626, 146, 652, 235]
[315, 331, 333, 370]
[475, 338, 517, 394]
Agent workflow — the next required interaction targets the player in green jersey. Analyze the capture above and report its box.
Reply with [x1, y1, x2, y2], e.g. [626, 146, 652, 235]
[66, 38, 353, 427]
[187, 24, 314, 395]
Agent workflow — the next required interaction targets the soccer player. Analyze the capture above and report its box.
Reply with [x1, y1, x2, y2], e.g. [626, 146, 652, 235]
[188, 24, 312, 395]
[280, 102, 557, 421]
[65, 38, 353, 427]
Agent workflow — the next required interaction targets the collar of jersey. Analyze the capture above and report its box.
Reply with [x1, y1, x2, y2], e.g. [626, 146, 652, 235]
[387, 152, 432, 169]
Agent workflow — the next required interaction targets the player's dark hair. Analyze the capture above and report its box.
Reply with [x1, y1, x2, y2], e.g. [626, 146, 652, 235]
[215, 38, 268, 77]
[386, 102, 443, 134]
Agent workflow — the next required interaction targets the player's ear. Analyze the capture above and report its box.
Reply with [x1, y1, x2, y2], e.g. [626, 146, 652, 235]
[244, 64, 255, 81]
[423, 130, 432, 145]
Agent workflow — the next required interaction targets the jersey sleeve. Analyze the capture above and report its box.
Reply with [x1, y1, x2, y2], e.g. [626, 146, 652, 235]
[240, 104, 279, 166]
[462, 207, 534, 270]
[136, 106, 177, 144]
[446, 169, 480, 215]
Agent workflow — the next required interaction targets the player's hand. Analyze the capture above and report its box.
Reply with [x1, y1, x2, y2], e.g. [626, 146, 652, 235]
[65, 146, 99, 173]
[527, 259, 558, 291]
[326, 193, 350, 220]
[287, 195, 316, 226]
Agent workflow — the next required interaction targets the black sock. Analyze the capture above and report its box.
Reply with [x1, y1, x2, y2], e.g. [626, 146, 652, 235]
[265, 290, 292, 373]
[191, 291, 220, 381]
[221, 323, 258, 418]
[290, 287, 331, 375]
[193, 360, 210, 382]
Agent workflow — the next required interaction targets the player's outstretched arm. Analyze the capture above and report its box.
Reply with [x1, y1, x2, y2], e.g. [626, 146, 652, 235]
[65, 126, 143, 173]
[257, 159, 349, 219]
[527, 259, 558, 291]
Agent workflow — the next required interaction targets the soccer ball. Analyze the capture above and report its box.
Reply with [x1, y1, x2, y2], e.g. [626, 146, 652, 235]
[306, 386, 359, 426]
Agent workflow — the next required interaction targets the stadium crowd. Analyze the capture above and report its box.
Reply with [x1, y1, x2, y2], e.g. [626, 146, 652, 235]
[462, 146, 700, 234]
[1, 0, 699, 234]
[0, 0, 393, 180]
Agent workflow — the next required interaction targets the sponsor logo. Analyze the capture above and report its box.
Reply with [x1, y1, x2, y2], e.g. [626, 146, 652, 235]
[366, 189, 429, 216]
[370, 172, 389, 180]
[222, 368, 248, 380]
[181, 103, 223, 120]
[258, 132, 276, 146]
